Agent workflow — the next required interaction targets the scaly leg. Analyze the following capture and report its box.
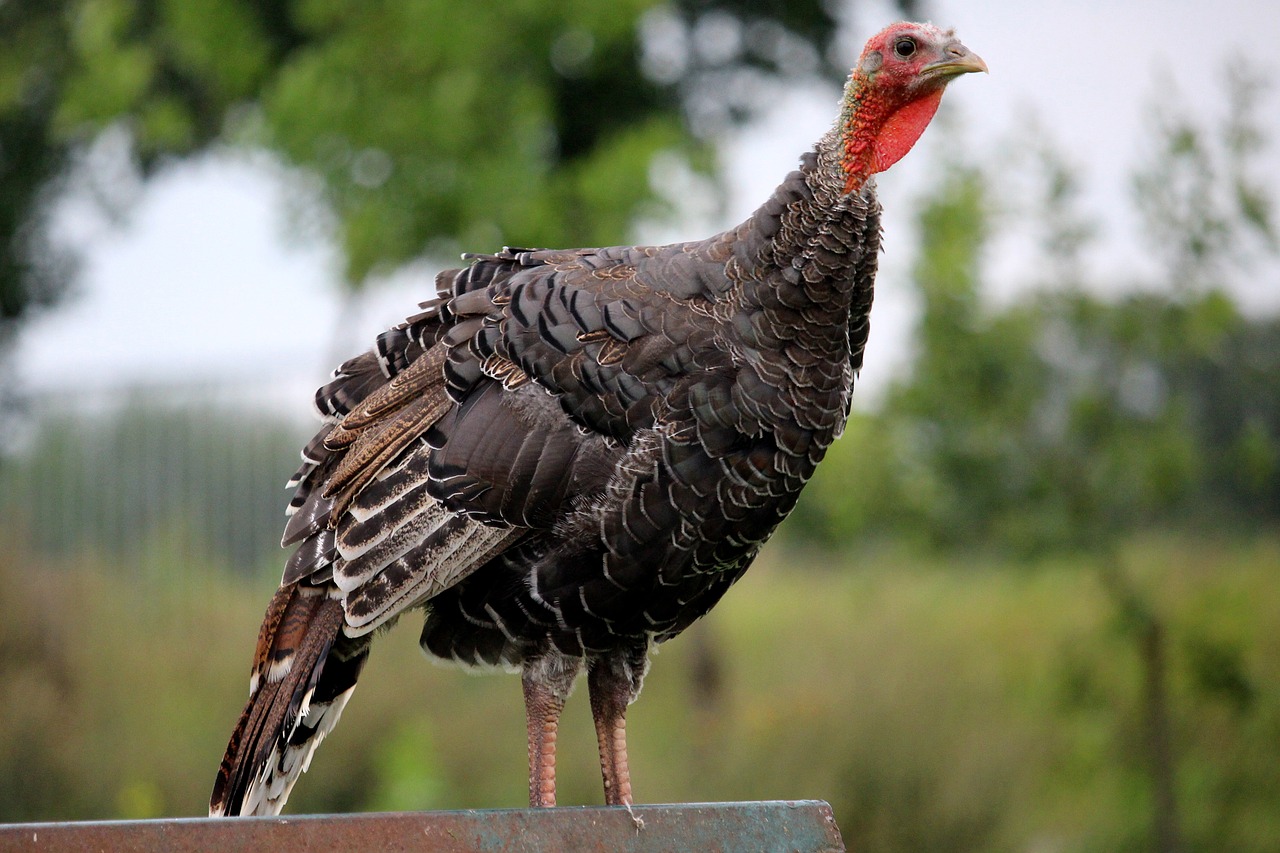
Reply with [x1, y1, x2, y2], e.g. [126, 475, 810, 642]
[522, 654, 580, 808]
[588, 655, 637, 807]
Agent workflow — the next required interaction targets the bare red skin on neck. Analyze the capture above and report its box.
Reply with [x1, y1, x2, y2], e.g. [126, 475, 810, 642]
[841, 84, 943, 194]
[872, 88, 943, 173]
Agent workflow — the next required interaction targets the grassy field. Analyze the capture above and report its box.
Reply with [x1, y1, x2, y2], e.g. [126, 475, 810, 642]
[2, 534, 1277, 851]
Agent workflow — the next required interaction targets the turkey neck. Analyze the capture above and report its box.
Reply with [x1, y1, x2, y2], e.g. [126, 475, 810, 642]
[717, 124, 879, 386]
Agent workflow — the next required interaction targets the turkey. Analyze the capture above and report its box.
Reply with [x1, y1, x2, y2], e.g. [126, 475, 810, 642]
[211, 21, 985, 816]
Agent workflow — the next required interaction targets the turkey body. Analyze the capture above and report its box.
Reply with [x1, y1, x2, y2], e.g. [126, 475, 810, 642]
[418, 147, 881, 669]
[212, 131, 881, 817]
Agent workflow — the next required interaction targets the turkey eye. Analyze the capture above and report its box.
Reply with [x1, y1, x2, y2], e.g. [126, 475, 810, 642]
[894, 38, 916, 58]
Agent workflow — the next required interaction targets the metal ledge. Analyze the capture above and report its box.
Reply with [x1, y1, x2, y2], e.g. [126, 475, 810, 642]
[1, 800, 845, 852]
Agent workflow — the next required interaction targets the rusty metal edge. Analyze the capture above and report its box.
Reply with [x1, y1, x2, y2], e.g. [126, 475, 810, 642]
[0, 800, 845, 852]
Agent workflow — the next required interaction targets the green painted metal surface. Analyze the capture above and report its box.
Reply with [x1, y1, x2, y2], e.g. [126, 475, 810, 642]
[0, 800, 845, 852]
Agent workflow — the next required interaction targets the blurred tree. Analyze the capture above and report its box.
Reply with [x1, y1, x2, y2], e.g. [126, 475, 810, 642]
[0, 2, 79, 359]
[789, 69, 1279, 554]
[1133, 67, 1276, 292]
[0, 0, 911, 362]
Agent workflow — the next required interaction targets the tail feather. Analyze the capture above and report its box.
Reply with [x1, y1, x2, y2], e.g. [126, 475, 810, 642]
[211, 583, 366, 816]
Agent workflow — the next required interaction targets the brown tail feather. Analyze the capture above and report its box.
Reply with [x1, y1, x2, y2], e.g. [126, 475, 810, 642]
[211, 583, 361, 816]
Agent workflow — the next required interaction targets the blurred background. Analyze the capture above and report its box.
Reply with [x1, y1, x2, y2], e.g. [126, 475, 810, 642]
[2, 0, 1278, 850]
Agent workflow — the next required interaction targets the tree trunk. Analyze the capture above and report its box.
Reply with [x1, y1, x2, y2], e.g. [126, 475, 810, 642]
[1098, 557, 1184, 853]
[1141, 617, 1183, 853]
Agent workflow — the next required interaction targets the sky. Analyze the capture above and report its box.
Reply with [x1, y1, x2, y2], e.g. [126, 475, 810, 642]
[14, 0, 1280, 410]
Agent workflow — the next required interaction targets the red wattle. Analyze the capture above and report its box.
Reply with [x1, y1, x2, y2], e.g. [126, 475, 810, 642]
[872, 89, 943, 173]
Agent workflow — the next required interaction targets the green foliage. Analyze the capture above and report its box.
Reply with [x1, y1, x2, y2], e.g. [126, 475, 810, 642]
[1133, 68, 1276, 289]
[789, 72, 1280, 555]
[3, 536, 1278, 850]
[0, 3, 77, 351]
[258, 0, 686, 282]
[0, 0, 882, 348]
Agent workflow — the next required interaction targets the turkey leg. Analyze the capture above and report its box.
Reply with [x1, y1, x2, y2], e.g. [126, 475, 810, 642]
[588, 657, 635, 806]
[522, 655, 580, 807]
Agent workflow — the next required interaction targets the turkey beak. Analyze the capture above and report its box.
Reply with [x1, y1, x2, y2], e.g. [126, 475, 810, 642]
[924, 43, 988, 78]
